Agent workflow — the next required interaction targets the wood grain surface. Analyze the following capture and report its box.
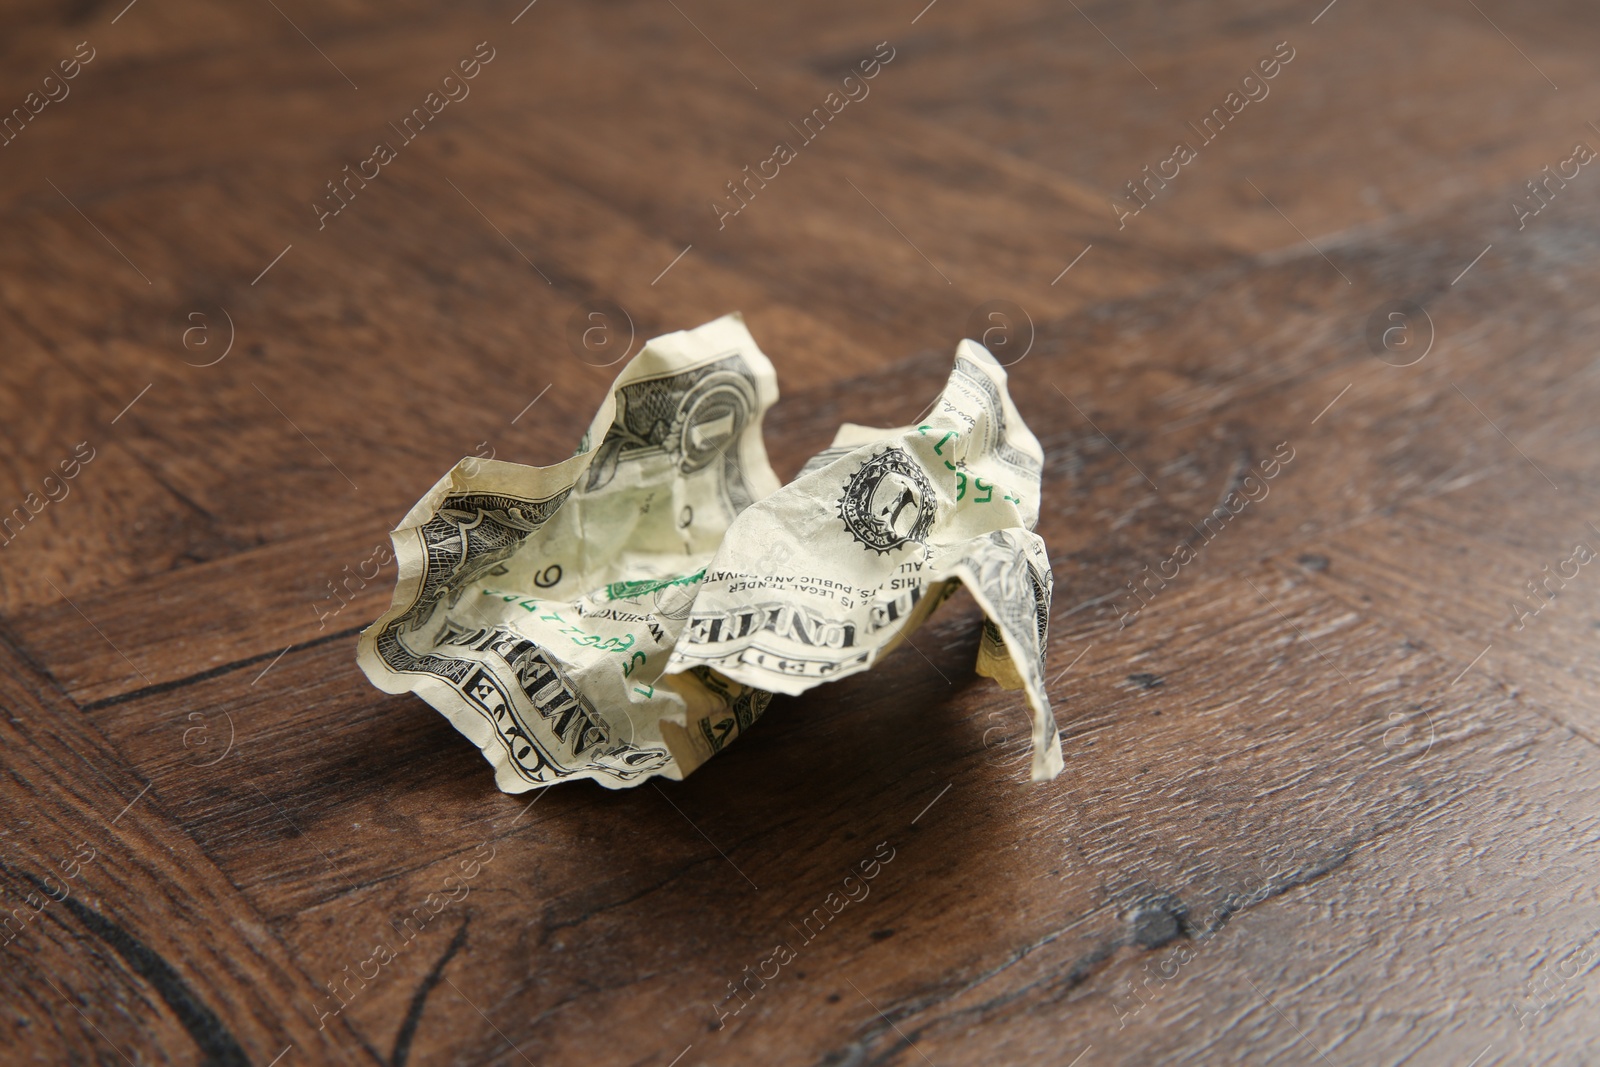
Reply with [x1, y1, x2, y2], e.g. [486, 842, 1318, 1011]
[2, 0, 1598, 1064]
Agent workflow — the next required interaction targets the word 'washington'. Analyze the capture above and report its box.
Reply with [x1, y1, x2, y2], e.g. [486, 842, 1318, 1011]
[1114, 41, 1296, 229]
[314, 42, 496, 229]
[712, 41, 896, 229]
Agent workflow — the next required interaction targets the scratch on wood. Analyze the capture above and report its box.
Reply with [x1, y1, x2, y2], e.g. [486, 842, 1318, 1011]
[41, 874, 252, 1066]
[390, 915, 471, 1067]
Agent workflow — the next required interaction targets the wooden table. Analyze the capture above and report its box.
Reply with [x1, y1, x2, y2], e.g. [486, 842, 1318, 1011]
[3, 0, 1597, 1063]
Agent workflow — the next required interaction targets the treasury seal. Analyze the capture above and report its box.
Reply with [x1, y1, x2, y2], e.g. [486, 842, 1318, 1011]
[838, 448, 936, 553]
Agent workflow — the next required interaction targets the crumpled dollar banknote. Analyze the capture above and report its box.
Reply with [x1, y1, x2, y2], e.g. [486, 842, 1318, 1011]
[357, 313, 1062, 790]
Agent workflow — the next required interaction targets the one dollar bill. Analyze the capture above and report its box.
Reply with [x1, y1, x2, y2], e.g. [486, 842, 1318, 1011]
[357, 314, 1062, 790]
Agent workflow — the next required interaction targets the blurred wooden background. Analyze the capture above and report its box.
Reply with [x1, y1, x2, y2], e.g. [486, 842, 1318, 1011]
[2, 0, 1598, 1063]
